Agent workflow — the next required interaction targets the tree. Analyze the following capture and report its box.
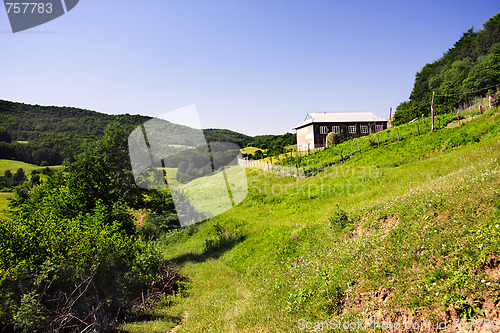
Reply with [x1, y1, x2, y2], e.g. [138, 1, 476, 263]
[67, 119, 147, 215]
[0, 129, 11, 143]
[12, 168, 26, 185]
[253, 150, 264, 160]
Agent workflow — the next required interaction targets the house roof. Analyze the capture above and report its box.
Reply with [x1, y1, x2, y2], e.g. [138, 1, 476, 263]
[295, 112, 387, 129]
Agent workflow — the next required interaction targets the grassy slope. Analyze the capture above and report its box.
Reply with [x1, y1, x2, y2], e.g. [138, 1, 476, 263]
[121, 108, 500, 332]
[0, 159, 45, 174]
[0, 193, 13, 220]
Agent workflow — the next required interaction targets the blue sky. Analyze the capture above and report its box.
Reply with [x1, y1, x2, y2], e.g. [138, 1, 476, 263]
[1, 1, 499, 136]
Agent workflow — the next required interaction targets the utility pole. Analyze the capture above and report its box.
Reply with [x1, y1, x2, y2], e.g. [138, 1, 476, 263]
[431, 91, 435, 132]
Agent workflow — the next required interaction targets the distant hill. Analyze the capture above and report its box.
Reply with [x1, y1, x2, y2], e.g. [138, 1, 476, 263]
[0, 100, 295, 165]
[395, 12, 500, 124]
[0, 100, 151, 165]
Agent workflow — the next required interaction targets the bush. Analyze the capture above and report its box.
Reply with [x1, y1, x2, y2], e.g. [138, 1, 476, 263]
[326, 132, 342, 147]
[139, 212, 180, 239]
[204, 219, 245, 252]
[445, 132, 479, 149]
[328, 205, 349, 229]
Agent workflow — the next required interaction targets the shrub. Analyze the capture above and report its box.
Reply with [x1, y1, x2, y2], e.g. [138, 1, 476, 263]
[326, 132, 342, 147]
[204, 219, 245, 252]
[328, 205, 349, 229]
[138, 212, 180, 239]
[445, 132, 479, 148]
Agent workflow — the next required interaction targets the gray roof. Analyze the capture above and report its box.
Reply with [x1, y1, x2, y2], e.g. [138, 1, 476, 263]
[295, 112, 387, 129]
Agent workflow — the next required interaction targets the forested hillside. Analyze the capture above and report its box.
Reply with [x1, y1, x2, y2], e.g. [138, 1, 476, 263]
[0, 100, 295, 165]
[0, 100, 150, 165]
[394, 13, 500, 124]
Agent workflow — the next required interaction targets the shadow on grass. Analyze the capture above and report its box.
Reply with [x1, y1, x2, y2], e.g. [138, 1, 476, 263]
[127, 312, 181, 324]
[166, 235, 245, 267]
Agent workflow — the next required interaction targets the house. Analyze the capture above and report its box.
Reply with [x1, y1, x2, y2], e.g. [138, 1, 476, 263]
[294, 112, 388, 151]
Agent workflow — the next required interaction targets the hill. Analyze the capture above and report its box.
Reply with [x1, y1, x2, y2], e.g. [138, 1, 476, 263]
[394, 13, 500, 124]
[0, 100, 295, 165]
[120, 104, 500, 331]
[0, 99, 151, 165]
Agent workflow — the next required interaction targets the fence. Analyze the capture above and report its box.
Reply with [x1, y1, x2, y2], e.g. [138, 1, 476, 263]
[238, 157, 307, 178]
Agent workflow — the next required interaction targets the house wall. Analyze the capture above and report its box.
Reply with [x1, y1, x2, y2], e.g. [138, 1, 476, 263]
[296, 125, 314, 151]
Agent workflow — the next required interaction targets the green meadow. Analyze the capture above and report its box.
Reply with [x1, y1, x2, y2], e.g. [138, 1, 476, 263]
[0, 159, 64, 175]
[120, 107, 500, 332]
[0, 193, 13, 220]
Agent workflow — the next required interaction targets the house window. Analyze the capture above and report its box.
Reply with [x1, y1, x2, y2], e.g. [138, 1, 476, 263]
[319, 126, 329, 134]
[360, 125, 369, 134]
[332, 126, 340, 134]
[348, 126, 356, 134]
[375, 125, 384, 132]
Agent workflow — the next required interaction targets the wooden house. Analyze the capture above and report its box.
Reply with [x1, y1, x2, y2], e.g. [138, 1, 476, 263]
[294, 112, 388, 151]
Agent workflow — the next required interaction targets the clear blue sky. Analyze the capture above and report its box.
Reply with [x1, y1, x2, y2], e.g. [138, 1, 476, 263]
[1, 1, 499, 136]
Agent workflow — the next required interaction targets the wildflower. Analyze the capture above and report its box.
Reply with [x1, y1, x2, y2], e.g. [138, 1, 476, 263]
[436, 292, 439, 296]
[486, 282, 491, 286]
[294, 236, 299, 239]
[481, 279, 486, 283]
[433, 282, 436, 286]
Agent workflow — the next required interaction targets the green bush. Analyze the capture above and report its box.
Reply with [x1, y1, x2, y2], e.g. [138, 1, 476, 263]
[328, 205, 349, 229]
[139, 212, 180, 239]
[204, 219, 245, 253]
[445, 132, 479, 148]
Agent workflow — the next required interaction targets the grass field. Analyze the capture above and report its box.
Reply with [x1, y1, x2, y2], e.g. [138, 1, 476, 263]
[118, 108, 500, 331]
[0, 160, 64, 175]
[0, 160, 44, 174]
[0, 192, 13, 220]
[241, 146, 266, 154]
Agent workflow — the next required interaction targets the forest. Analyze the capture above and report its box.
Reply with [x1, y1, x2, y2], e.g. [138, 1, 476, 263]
[0, 100, 295, 166]
[394, 13, 500, 124]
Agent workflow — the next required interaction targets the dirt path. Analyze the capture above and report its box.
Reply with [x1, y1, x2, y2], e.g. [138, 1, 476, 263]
[169, 311, 189, 333]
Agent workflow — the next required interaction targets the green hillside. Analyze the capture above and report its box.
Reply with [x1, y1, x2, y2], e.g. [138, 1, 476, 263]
[0, 100, 294, 166]
[0, 99, 150, 165]
[121, 106, 500, 332]
[395, 13, 500, 124]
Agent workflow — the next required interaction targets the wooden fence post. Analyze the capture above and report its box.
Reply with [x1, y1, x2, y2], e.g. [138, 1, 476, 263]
[302, 166, 306, 178]
[377, 134, 380, 146]
[438, 119, 440, 129]
[397, 128, 400, 141]
[417, 123, 420, 135]
[357, 141, 361, 154]
[431, 91, 435, 132]
[479, 105, 483, 115]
